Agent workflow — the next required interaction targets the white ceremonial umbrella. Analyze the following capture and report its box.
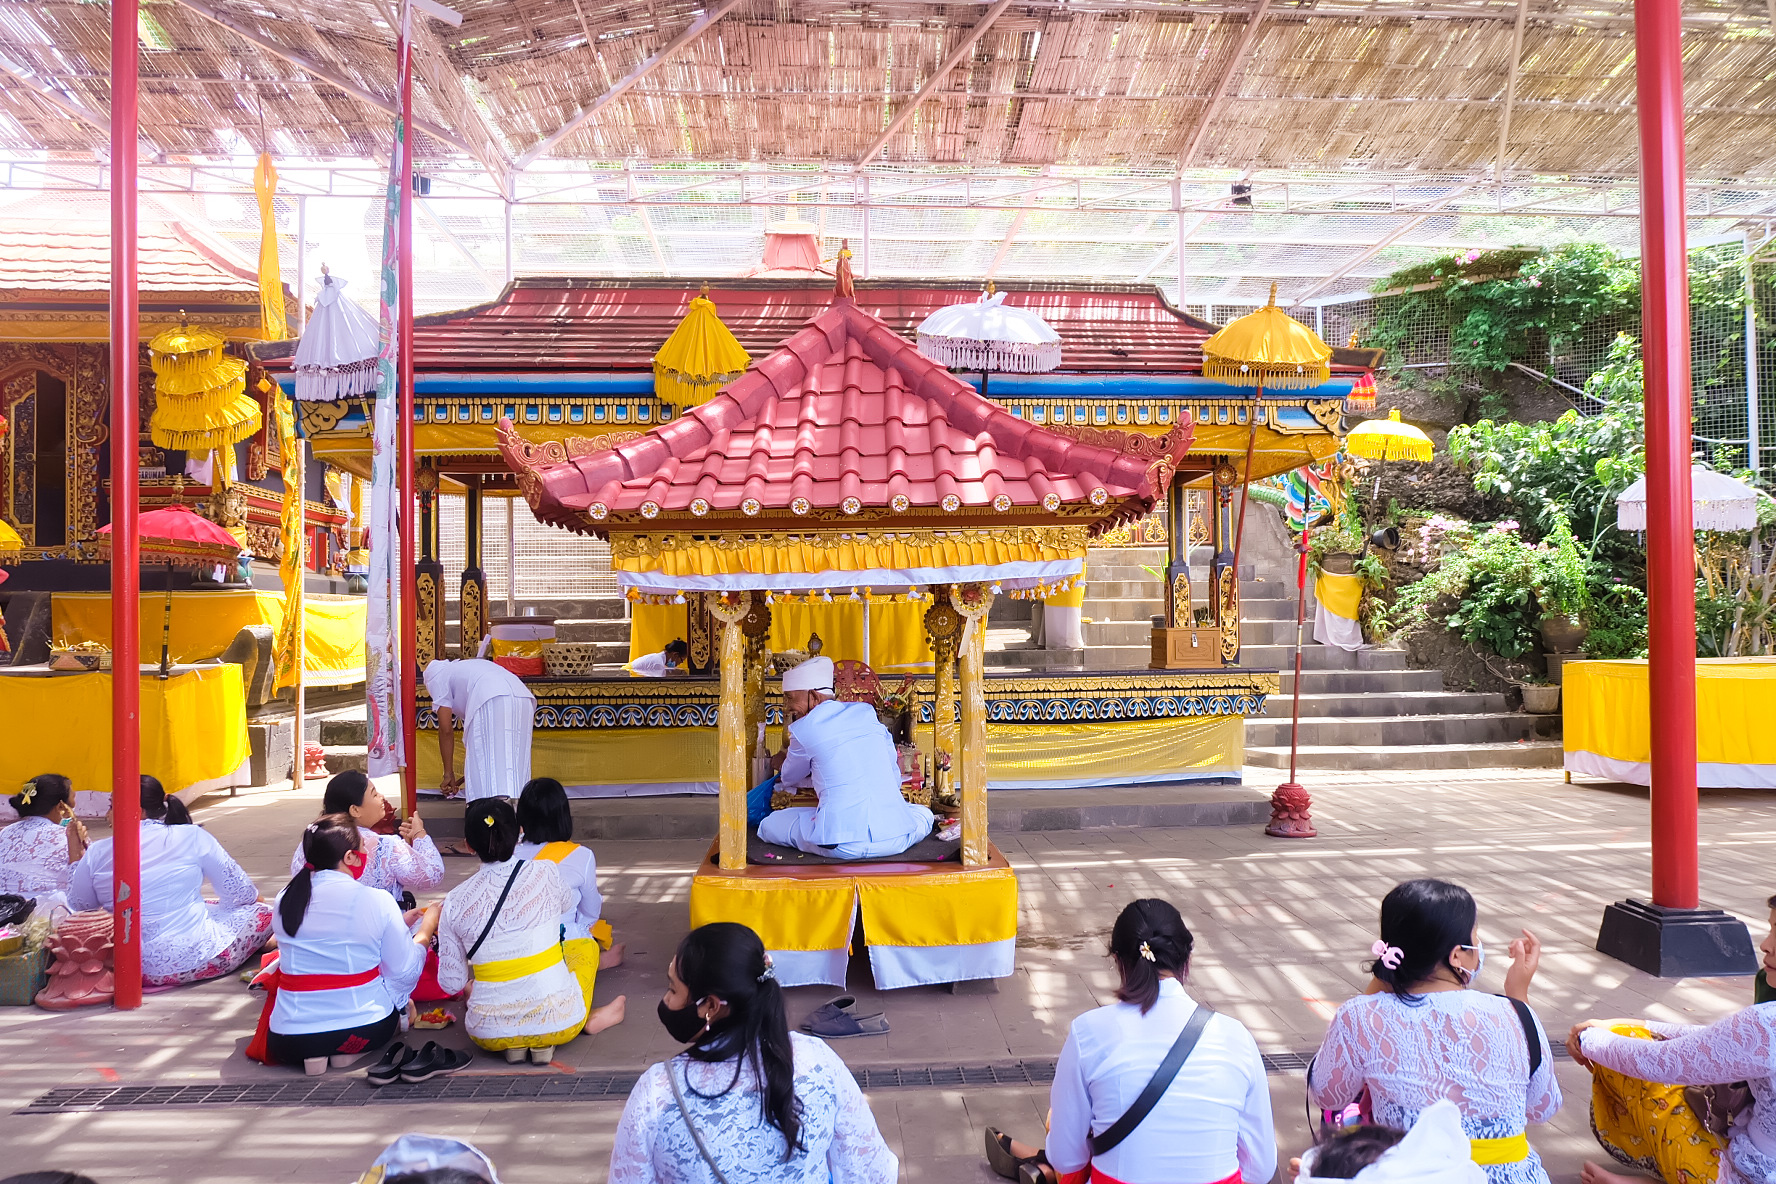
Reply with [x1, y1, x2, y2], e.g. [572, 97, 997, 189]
[915, 287, 1062, 373]
[293, 267, 381, 401]
[1616, 464, 1762, 532]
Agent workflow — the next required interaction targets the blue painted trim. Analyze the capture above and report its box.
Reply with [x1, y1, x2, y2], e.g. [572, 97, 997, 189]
[960, 374, 1354, 399]
[273, 372, 658, 396]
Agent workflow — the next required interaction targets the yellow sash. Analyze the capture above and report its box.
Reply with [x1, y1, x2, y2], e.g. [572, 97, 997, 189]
[534, 842, 577, 865]
[1469, 1134, 1529, 1165]
[471, 945, 564, 983]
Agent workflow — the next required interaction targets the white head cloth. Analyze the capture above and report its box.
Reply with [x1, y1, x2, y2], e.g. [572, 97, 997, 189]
[782, 655, 835, 694]
[359, 1133, 501, 1184]
[422, 659, 452, 702]
[1298, 1100, 1486, 1184]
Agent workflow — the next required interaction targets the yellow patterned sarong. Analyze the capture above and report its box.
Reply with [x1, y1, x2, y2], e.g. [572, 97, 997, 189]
[1588, 1024, 1727, 1184]
[468, 939, 600, 1053]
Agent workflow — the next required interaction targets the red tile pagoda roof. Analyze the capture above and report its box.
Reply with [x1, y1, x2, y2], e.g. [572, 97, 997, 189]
[500, 295, 1192, 533]
[257, 277, 1373, 376]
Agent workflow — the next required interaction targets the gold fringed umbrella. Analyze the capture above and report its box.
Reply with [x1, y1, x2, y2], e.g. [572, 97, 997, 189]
[148, 317, 263, 456]
[1346, 408, 1434, 463]
[1201, 283, 1336, 653]
[653, 283, 751, 407]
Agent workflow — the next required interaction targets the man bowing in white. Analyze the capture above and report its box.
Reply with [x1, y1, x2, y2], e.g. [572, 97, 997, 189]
[423, 658, 537, 801]
[758, 656, 936, 858]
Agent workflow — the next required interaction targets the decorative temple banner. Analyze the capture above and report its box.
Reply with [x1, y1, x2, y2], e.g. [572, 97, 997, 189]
[365, 115, 405, 778]
[270, 387, 304, 692]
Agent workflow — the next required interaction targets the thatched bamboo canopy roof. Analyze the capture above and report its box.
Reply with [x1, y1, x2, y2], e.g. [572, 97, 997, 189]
[4, 0, 1775, 184]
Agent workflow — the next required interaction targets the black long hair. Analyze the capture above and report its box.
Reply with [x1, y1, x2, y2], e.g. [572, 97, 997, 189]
[1312, 1123, 1407, 1177]
[279, 814, 362, 937]
[1370, 878, 1477, 1000]
[675, 922, 803, 1157]
[1110, 898, 1195, 1014]
[321, 769, 371, 814]
[12, 774, 72, 819]
[516, 777, 573, 844]
[140, 775, 192, 825]
[464, 798, 521, 863]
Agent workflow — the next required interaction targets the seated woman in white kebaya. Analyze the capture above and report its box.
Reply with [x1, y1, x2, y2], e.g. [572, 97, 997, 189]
[71, 776, 271, 988]
[287, 770, 443, 904]
[0, 773, 88, 920]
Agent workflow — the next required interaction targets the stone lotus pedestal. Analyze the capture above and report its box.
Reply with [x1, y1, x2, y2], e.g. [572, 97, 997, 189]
[35, 910, 116, 1010]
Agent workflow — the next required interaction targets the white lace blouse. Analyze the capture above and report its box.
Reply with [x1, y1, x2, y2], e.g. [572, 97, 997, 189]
[608, 1031, 897, 1184]
[69, 820, 262, 982]
[436, 857, 583, 1042]
[287, 828, 444, 902]
[1308, 991, 1562, 1184]
[0, 816, 77, 906]
[1580, 1006, 1776, 1184]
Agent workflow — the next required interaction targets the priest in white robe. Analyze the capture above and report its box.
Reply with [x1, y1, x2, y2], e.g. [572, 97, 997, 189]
[423, 658, 537, 801]
[758, 656, 935, 859]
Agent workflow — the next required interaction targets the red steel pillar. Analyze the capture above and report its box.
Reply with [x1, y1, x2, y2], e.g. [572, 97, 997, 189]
[397, 6, 419, 814]
[109, 0, 143, 1009]
[1636, 0, 1698, 911]
[1595, 0, 1755, 976]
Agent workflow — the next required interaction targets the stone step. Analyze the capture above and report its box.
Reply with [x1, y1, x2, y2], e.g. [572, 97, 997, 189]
[1244, 712, 1558, 748]
[1261, 689, 1508, 718]
[553, 619, 631, 643]
[1079, 644, 1160, 669]
[1281, 668, 1447, 694]
[985, 648, 1087, 671]
[319, 717, 367, 745]
[322, 745, 369, 775]
[1238, 643, 1409, 671]
[1243, 740, 1565, 771]
[1083, 577, 1291, 601]
[1085, 619, 1162, 646]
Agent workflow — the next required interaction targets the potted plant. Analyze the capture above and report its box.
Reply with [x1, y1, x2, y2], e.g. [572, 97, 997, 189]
[1308, 509, 1367, 577]
[1518, 676, 1561, 714]
[1531, 510, 1590, 653]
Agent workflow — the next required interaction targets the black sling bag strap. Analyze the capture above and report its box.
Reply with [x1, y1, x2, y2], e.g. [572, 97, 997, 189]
[466, 862, 526, 961]
[1088, 1003, 1216, 1158]
[1502, 994, 1543, 1079]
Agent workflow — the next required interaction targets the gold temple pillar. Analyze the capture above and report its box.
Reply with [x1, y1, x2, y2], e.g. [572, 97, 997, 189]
[741, 592, 772, 771]
[950, 584, 995, 868]
[922, 586, 962, 781]
[710, 595, 752, 871]
[459, 474, 488, 657]
[415, 462, 443, 668]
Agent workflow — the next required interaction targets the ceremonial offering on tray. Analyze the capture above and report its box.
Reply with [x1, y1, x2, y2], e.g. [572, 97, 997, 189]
[47, 642, 112, 672]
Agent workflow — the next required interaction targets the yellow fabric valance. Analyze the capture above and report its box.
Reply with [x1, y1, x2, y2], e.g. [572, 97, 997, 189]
[629, 598, 944, 673]
[611, 527, 1090, 577]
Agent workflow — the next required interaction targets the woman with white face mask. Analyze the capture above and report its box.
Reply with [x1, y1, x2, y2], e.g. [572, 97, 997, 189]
[1307, 879, 1560, 1184]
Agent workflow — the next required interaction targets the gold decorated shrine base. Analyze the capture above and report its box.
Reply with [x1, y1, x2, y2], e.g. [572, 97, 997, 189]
[414, 668, 1275, 795]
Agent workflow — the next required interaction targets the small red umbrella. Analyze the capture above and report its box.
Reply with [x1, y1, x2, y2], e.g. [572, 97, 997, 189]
[96, 506, 243, 677]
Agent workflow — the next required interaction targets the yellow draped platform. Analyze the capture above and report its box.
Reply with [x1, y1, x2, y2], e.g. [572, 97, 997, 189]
[416, 715, 1241, 797]
[690, 845, 1019, 989]
[53, 590, 366, 687]
[0, 664, 250, 814]
[1564, 658, 1776, 788]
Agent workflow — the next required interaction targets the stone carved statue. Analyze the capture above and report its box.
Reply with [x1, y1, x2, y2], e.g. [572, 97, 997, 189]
[35, 910, 116, 1010]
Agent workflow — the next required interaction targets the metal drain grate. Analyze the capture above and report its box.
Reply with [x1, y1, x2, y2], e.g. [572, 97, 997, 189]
[18, 1052, 1320, 1114]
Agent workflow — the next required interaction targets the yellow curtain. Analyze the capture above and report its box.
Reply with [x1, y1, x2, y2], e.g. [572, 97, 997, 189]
[628, 599, 937, 671]
[1565, 658, 1776, 766]
[1315, 572, 1365, 621]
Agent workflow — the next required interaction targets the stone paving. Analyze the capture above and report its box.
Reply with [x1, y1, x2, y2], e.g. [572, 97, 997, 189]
[0, 768, 1770, 1183]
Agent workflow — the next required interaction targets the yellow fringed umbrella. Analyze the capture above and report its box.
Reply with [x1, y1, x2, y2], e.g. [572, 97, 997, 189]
[1200, 283, 1336, 668]
[147, 316, 262, 463]
[1345, 408, 1434, 463]
[0, 517, 21, 556]
[653, 283, 751, 407]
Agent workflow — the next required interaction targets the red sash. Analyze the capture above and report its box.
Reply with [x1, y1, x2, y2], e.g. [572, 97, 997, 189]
[1059, 1169, 1241, 1184]
[244, 965, 382, 1063]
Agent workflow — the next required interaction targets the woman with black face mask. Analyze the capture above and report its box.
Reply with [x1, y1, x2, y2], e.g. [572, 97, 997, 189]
[608, 922, 897, 1184]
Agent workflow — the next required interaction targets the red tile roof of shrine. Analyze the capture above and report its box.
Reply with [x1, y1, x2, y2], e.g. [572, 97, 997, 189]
[255, 277, 1376, 376]
[0, 216, 262, 293]
[500, 295, 1193, 532]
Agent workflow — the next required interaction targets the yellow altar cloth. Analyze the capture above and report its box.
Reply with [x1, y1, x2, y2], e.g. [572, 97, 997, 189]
[53, 591, 366, 687]
[690, 844, 1019, 989]
[0, 665, 250, 811]
[416, 715, 1241, 797]
[1563, 658, 1776, 788]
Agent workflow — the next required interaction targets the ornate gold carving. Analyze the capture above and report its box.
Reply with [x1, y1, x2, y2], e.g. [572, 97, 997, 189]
[416, 568, 441, 668]
[1217, 567, 1241, 663]
[1170, 571, 1192, 628]
[459, 574, 487, 658]
[710, 597, 752, 871]
[295, 398, 361, 437]
[608, 524, 1092, 561]
[1305, 398, 1344, 431]
[569, 431, 643, 457]
[246, 522, 282, 561]
[947, 583, 996, 868]
[687, 592, 714, 673]
[1044, 422, 1175, 458]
